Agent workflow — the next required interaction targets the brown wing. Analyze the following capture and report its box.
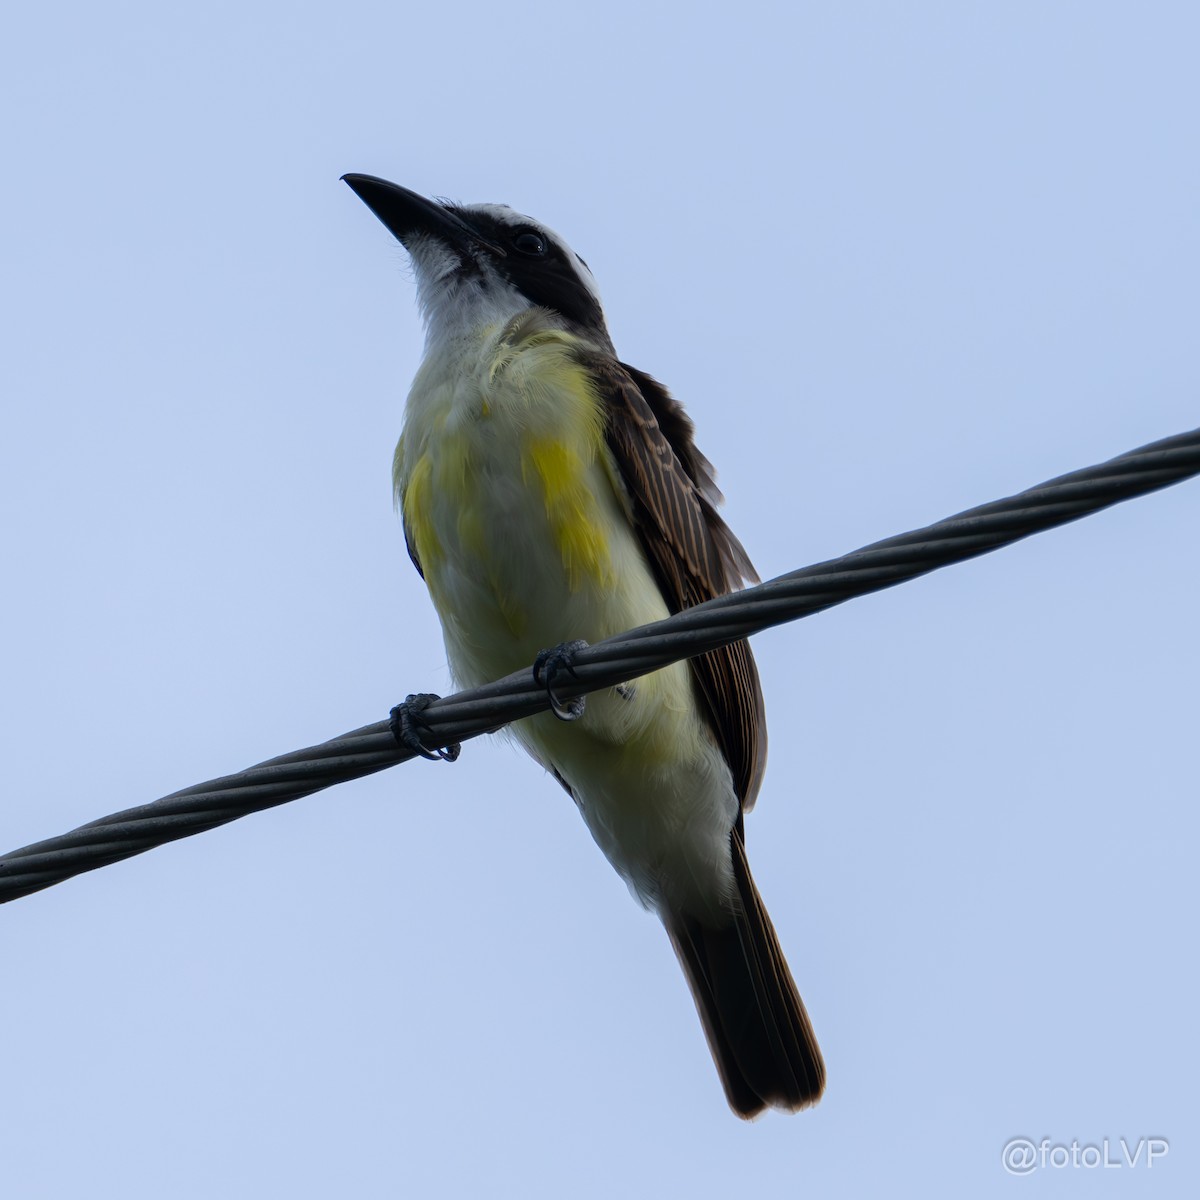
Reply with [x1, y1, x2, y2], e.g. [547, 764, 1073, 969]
[395, 435, 425, 580]
[583, 354, 767, 811]
[402, 508, 424, 580]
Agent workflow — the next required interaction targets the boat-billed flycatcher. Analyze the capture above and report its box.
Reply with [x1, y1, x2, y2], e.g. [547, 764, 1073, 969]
[344, 174, 824, 1117]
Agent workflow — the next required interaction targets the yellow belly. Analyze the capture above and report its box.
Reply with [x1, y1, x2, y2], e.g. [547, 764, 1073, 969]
[399, 325, 660, 684]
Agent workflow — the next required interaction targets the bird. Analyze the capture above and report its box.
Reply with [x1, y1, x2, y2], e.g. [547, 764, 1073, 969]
[343, 174, 825, 1117]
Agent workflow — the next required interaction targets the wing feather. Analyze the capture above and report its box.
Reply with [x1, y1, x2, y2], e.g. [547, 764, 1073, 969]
[402, 508, 424, 580]
[582, 355, 767, 810]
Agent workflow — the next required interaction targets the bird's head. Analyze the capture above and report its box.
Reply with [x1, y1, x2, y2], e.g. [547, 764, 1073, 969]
[343, 174, 610, 350]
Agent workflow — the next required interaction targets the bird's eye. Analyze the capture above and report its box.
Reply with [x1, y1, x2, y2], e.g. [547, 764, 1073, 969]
[513, 230, 547, 256]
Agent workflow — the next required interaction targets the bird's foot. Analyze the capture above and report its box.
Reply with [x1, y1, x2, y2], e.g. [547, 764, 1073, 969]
[533, 639, 589, 722]
[389, 693, 461, 762]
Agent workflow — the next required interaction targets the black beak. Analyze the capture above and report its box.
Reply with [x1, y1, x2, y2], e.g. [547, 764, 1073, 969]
[342, 174, 504, 257]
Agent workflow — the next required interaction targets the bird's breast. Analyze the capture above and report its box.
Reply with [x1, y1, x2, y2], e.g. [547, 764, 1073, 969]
[397, 328, 664, 687]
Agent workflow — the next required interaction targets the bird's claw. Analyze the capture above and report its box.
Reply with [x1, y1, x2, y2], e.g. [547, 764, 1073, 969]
[533, 639, 589, 722]
[389, 693, 461, 762]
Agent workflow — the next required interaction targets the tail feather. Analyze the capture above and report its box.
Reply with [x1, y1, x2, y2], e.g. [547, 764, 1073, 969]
[664, 828, 824, 1118]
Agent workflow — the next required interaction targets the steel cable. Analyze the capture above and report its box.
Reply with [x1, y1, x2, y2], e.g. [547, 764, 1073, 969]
[2, 425, 1197, 904]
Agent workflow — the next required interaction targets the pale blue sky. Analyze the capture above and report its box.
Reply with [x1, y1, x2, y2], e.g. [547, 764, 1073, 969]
[2, 3, 1197, 1197]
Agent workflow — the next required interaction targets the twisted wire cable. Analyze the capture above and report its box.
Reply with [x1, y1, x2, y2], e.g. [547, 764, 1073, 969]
[2, 425, 1197, 904]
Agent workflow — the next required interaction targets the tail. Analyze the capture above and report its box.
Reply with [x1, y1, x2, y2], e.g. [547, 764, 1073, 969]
[663, 826, 825, 1118]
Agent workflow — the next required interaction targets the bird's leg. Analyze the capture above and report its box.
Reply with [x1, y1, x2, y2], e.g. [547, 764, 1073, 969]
[389, 693, 461, 762]
[533, 639, 589, 722]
